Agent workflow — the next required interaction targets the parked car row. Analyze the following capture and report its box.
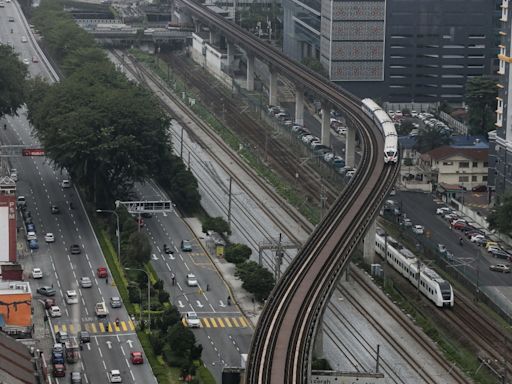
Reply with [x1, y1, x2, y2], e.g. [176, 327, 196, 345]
[436, 204, 512, 270]
[267, 104, 356, 180]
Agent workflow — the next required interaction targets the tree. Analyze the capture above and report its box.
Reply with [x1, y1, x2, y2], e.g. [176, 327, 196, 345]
[465, 76, 497, 135]
[166, 323, 197, 361]
[126, 232, 151, 265]
[413, 126, 451, 153]
[487, 194, 512, 236]
[397, 119, 415, 135]
[0, 45, 28, 118]
[159, 306, 181, 331]
[27, 63, 171, 200]
[202, 216, 231, 235]
[236, 261, 275, 302]
[225, 243, 252, 264]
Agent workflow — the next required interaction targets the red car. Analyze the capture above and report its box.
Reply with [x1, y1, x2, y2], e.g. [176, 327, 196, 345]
[53, 364, 66, 377]
[130, 351, 144, 364]
[452, 221, 467, 230]
[97, 267, 108, 278]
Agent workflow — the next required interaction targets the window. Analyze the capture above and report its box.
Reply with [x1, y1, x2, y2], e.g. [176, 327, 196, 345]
[472, 176, 477, 182]
[484, 161, 489, 167]
[459, 162, 469, 168]
[459, 176, 469, 182]
[442, 161, 453, 166]
[483, 175, 488, 182]
[472, 162, 478, 167]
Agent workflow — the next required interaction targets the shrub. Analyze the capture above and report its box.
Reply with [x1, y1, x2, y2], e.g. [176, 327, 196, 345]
[225, 243, 252, 264]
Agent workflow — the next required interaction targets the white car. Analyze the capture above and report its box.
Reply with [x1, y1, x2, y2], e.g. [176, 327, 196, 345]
[186, 273, 198, 287]
[26, 231, 37, 241]
[31, 268, 43, 279]
[65, 290, 78, 304]
[44, 233, 55, 243]
[403, 218, 412, 227]
[49, 306, 62, 318]
[109, 369, 122, 383]
[436, 207, 451, 215]
[21, 36, 27, 42]
[61, 180, 71, 188]
[9, 169, 18, 181]
[471, 234, 486, 243]
[185, 312, 201, 328]
[412, 225, 424, 235]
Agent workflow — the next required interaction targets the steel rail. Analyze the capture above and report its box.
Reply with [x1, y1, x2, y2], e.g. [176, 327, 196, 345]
[176, 2, 397, 382]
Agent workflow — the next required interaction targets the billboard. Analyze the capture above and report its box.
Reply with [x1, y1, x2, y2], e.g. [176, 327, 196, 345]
[22, 148, 45, 156]
[0, 195, 16, 263]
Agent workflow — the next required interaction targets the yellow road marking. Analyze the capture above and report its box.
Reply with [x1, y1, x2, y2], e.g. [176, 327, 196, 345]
[217, 318, 225, 328]
[89, 323, 97, 333]
[210, 318, 218, 328]
[53, 324, 59, 333]
[99, 322, 105, 333]
[224, 318, 232, 327]
[128, 320, 135, 331]
[121, 321, 128, 331]
[239, 317, 248, 327]
[202, 318, 211, 328]
[61, 324, 67, 332]
[231, 318, 239, 327]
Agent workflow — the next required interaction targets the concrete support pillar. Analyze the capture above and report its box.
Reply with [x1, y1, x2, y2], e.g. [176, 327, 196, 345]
[269, 66, 278, 106]
[227, 42, 235, 70]
[363, 220, 376, 264]
[320, 103, 331, 147]
[345, 126, 356, 167]
[294, 87, 304, 125]
[246, 54, 255, 91]
[313, 322, 324, 358]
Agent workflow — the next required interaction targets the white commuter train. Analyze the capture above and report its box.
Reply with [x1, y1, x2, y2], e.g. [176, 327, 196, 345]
[375, 231, 454, 308]
[361, 98, 399, 164]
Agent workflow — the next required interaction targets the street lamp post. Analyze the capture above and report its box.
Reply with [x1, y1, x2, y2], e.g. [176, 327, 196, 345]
[96, 209, 121, 264]
[128, 282, 143, 324]
[125, 267, 151, 332]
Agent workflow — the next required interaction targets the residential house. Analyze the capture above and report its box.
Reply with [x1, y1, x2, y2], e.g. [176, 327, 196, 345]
[419, 146, 489, 190]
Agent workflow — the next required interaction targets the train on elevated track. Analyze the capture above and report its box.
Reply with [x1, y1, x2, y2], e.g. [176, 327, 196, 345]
[361, 98, 399, 164]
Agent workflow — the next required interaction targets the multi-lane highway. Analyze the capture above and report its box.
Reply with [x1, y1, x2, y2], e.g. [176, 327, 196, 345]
[1, 3, 155, 383]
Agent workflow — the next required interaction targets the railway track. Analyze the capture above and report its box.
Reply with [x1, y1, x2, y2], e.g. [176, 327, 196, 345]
[348, 269, 469, 383]
[165, 51, 339, 206]
[112, 50, 313, 245]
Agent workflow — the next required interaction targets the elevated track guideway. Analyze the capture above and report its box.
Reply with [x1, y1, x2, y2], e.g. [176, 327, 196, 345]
[178, 1, 400, 382]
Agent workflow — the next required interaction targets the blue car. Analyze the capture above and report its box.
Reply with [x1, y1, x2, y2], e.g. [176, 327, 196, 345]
[28, 239, 39, 249]
[52, 352, 64, 364]
[26, 223, 35, 232]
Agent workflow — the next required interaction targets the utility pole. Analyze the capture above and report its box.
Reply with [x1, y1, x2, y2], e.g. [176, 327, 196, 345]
[275, 233, 283, 281]
[180, 126, 184, 158]
[227, 177, 233, 226]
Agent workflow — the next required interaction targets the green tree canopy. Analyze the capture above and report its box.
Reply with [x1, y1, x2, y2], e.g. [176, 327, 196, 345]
[27, 63, 170, 199]
[465, 76, 497, 135]
[413, 125, 451, 153]
[202, 216, 231, 235]
[126, 231, 151, 265]
[487, 194, 512, 236]
[0, 45, 28, 118]
[225, 243, 252, 264]
[236, 261, 275, 302]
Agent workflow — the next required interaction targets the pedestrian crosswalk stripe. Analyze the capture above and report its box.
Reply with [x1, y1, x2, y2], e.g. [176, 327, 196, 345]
[52, 317, 249, 334]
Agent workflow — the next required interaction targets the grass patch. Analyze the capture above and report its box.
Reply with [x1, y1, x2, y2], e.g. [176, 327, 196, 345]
[196, 364, 217, 384]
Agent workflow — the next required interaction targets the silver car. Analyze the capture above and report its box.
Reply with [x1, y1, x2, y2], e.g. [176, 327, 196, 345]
[80, 277, 92, 288]
[110, 297, 122, 308]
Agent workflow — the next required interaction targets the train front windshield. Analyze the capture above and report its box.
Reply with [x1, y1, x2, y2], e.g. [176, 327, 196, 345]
[385, 150, 397, 162]
[439, 282, 452, 300]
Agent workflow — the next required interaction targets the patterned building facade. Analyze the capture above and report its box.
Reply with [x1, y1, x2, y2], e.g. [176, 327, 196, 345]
[491, 0, 512, 197]
[282, 0, 499, 103]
